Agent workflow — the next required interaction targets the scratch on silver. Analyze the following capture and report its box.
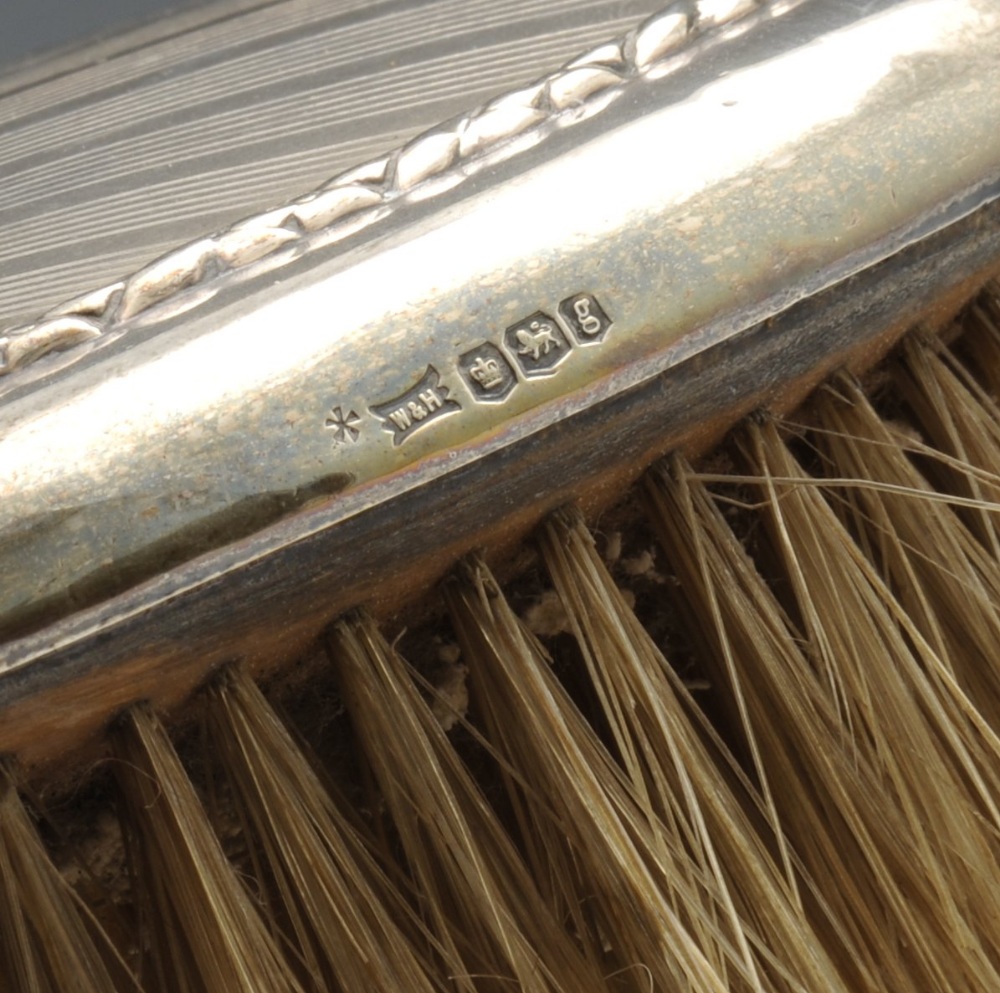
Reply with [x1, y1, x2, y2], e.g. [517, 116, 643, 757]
[0, 0, 765, 378]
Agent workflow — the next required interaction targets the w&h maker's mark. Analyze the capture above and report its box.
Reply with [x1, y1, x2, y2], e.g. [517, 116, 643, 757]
[370, 366, 461, 446]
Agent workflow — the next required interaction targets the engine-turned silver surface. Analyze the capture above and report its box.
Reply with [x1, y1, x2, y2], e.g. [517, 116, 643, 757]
[0, 0, 664, 322]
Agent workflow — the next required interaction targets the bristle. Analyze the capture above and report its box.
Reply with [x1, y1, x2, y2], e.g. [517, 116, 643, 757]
[446, 554, 845, 993]
[962, 281, 1000, 400]
[808, 370, 1000, 731]
[533, 511, 851, 993]
[111, 705, 304, 993]
[645, 453, 993, 991]
[0, 762, 131, 993]
[894, 332, 1000, 556]
[442, 563, 613, 984]
[329, 612, 610, 993]
[201, 665, 447, 993]
[734, 415, 1000, 990]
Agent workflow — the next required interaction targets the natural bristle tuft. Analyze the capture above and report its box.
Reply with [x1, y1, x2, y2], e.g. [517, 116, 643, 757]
[329, 612, 610, 993]
[111, 705, 304, 993]
[0, 761, 131, 993]
[734, 410, 1000, 990]
[203, 665, 446, 993]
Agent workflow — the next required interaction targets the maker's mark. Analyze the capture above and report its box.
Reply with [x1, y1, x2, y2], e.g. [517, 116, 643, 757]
[370, 366, 461, 445]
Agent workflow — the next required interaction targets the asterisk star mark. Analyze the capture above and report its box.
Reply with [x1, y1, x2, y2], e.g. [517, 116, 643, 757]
[325, 406, 361, 444]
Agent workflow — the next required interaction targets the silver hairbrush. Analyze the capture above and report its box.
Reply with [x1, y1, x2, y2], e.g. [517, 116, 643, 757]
[1, 0, 999, 771]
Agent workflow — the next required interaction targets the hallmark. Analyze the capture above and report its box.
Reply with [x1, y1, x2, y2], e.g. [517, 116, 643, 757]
[458, 342, 517, 402]
[559, 292, 612, 344]
[370, 365, 460, 445]
[504, 312, 569, 377]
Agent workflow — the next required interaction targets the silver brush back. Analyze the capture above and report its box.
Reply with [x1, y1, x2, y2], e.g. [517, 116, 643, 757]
[1, 0, 1000, 769]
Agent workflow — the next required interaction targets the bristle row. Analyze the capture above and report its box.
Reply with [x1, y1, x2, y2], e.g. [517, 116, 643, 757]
[4, 286, 1000, 993]
[0, 762, 131, 993]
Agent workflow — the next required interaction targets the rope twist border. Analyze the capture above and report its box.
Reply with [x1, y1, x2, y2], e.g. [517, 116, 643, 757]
[0, 0, 764, 378]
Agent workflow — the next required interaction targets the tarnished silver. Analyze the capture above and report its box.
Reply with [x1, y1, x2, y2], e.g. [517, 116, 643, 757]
[1, 0, 1000, 742]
